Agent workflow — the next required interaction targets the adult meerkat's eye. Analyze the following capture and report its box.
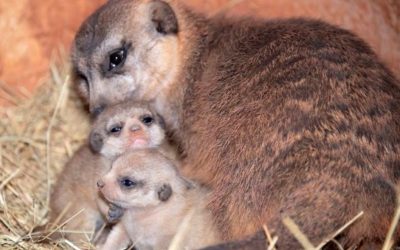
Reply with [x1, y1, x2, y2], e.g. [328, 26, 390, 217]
[119, 178, 137, 189]
[141, 115, 154, 126]
[108, 48, 127, 71]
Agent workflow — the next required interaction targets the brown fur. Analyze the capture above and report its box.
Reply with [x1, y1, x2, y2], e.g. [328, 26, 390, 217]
[72, 1, 400, 248]
[98, 149, 220, 250]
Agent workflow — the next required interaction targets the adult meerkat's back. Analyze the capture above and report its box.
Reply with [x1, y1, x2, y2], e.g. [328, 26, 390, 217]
[72, 0, 400, 249]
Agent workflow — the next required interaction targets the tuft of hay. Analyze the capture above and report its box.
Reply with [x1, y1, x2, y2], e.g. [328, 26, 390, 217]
[0, 58, 90, 249]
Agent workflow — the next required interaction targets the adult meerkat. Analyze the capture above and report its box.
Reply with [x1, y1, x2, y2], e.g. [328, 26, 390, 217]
[71, 0, 400, 248]
[98, 149, 220, 250]
[45, 101, 172, 244]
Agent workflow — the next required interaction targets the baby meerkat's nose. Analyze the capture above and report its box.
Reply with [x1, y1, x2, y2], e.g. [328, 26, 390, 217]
[97, 180, 105, 188]
[130, 124, 141, 132]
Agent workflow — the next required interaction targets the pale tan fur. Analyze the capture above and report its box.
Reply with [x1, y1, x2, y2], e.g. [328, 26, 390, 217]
[46, 145, 110, 245]
[90, 101, 177, 161]
[98, 150, 220, 250]
[46, 102, 176, 245]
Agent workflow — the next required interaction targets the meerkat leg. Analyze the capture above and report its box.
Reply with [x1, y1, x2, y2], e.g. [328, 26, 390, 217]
[99, 223, 130, 250]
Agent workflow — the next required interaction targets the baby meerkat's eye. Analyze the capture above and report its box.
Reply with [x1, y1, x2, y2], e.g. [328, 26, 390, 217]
[108, 48, 127, 71]
[141, 115, 154, 126]
[119, 178, 137, 189]
[109, 125, 123, 134]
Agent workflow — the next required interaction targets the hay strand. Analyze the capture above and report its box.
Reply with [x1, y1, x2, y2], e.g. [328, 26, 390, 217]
[382, 196, 400, 250]
[283, 216, 316, 250]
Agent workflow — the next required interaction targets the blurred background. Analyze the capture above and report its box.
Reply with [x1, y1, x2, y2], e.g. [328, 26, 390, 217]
[0, 0, 399, 106]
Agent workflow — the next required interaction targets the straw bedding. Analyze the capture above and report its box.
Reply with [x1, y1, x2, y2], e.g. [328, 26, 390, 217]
[0, 61, 90, 249]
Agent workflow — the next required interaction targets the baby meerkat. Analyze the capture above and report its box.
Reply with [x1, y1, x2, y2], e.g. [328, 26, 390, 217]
[43, 145, 111, 245]
[98, 149, 220, 250]
[44, 101, 174, 245]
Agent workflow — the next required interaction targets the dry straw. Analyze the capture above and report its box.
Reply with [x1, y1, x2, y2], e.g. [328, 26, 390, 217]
[0, 59, 90, 249]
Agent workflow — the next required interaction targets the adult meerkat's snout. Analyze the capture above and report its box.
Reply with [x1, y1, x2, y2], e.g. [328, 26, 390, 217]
[71, 0, 182, 114]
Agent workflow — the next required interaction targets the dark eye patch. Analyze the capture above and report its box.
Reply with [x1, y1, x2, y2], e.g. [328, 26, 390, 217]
[102, 42, 132, 76]
[109, 48, 126, 71]
[120, 178, 136, 188]
[108, 122, 124, 136]
[118, 177, 143, 190]
[140, 115, 154, 126]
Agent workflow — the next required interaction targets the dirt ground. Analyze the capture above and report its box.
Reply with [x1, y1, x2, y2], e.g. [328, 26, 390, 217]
[0, 0, 399, 105]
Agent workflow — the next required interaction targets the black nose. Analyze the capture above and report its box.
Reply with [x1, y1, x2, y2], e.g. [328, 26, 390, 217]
[91, 105, 105, 117]
[97, 180, 105, 188]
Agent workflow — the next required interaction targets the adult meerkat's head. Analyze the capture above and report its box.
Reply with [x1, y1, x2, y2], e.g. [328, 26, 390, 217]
[72, 0, 182, 116]
[89, 101, 166, 160]
[97, 149, 193, 209]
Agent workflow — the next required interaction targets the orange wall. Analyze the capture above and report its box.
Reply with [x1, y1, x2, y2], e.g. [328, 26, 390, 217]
[0, 0, 399, 105]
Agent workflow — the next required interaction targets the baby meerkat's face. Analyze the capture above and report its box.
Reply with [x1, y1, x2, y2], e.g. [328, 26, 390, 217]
[97, 150, 183, 209]
[89, 102, 166, 160]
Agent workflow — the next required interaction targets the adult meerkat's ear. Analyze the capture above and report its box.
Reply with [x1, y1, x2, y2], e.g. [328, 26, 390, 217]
[149, 0, 178, 34]
[89, 130, 104, 153]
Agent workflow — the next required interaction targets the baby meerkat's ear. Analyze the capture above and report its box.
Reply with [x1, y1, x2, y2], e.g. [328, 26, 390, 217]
[89, 131, 104, 153]
[149, 0, 178, 35]
[157, 183, 172, 202]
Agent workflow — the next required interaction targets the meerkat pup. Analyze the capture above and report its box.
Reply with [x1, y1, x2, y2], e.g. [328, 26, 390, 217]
[43, 145, 111, 245]
[98, 149, 220, 250]
[44, 101, 173, 245]
[89, 100, 176, 161]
